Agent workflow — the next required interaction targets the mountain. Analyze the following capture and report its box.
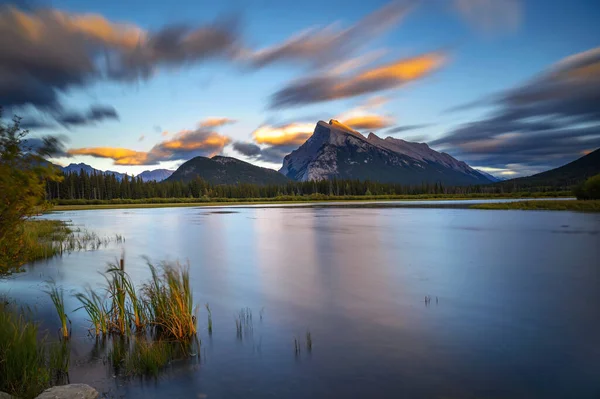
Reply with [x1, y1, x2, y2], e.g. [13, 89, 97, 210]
[499, 148, 600, 189]
[137, 169, 174, 182]
[167, 155, 290, 185]
[280, 120, 493, 185]
[61, 163, 126, 180]
[476, 170, 504, 183]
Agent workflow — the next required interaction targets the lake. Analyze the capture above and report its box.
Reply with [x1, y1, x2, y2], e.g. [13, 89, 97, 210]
[2, 203, 599, 398]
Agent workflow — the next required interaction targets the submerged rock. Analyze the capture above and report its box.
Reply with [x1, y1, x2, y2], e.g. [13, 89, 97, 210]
[36, 384, 98, 399]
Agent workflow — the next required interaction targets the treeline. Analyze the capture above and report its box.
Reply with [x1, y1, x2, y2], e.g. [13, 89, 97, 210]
[45, 170, 569, 201]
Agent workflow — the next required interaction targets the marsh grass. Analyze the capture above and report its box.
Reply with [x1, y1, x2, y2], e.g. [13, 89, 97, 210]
[293, 337, 300, 355]
[470, 199, 600, 211]
[105, 265, 130, 336]
[107, 336, 200, 378]
[144, 262, 197, 340]
[2, 220, 125, 275]
[74, 288, 109, 336]
[235, 307, 253, 339]
[306, 331, 312, 352]
[205, 303, 213, 334]
[48, 341, 70, 384]
[75, 259, 197, 341]
[45, 281, 70, 339]
[0, 302, 69, 398]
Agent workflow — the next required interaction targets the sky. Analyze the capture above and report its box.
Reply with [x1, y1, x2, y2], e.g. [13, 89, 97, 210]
[1, 0, 599, 178]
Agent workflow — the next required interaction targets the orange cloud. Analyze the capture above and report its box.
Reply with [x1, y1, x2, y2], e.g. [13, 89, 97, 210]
[342, 115, 393, 130]
[5, 7, 144, 49]
[69, 147, 150, 165]
[335, 96, 394, 131]
[68, 127, 231, 165]
[252, 123, 315, 146]
[198, 117, 237, 128]
[271, 51, 447, 108]
[338, 52, 446, 91]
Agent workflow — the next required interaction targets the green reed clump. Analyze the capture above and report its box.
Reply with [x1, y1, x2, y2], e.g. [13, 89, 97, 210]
[124, 339, 172, 377]
[48, 341, 70, 385]
[0, 302, 69, 398]
[235, 307, 253, 338]
[205, 303, 213, 334]
[107, 337, 177, 378]
[74, 288, 109, 336]
[105, 264, 130, 336]
[306, 330, 312, 352]
[293, 337, 300, 355]
[144, 262, 197, 340]
[76, 260, 197, 342]
[45, 281, 70, 339]
[123, 273, 146, 332]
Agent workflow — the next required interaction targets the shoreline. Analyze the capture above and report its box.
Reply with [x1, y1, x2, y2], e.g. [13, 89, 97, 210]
[46, 196, 595, 212]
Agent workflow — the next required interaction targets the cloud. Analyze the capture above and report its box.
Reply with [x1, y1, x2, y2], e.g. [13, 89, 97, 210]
[335, 96, 394, 131]
[20, 105, 118, 129]
[252, 123, 315, 146]
[198, 117, 237, 128]
[270, 51, 446, 108]
[57, 105, 118, 127]
[432, 46, 600, 174]
[22, 135, 70, 157]
[232, 141, 261, 157]
[241, 1, 413, 69]
[68, 125, 231, 165]
[453, 0, 522, 32]
[0, 5, 238, 112]
[386, 124, 432, 134]
[232, 141, 297, 164]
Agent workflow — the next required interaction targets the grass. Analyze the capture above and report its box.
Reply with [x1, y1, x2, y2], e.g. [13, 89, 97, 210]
[49, 192, 573, 211]
[205, 303, 213, 334]
[144, 262, 197, 340]
[1, 219, 124, 275]
[108, 337, 174, 378]
[45, 281, 70, 339]
[75, 259, 197, 341]
[470, 200, 600, 212]
[0, 301, 70, 398]
[74, 288, 109, 336]
[235, 307, 253, 339]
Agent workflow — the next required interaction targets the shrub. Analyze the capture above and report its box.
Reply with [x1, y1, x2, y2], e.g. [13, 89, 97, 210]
[574, 174, 600, 200]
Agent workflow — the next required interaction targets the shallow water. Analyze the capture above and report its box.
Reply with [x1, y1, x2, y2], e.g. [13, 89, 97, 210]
[2, 203, 599, 398]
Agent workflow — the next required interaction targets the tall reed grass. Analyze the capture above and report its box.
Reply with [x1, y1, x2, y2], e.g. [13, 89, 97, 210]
[0, 302, 69, 398]
[45, 281, 70, 339]
[75, 259, 197, 341]
[143, 262, 197, 340]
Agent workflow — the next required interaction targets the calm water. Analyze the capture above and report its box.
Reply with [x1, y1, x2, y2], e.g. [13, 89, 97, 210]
[2, 203, 599, 398]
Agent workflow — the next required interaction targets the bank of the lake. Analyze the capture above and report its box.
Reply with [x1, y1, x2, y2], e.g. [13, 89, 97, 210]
[471, 199, 600, 212]
[50, 192, 572, 211]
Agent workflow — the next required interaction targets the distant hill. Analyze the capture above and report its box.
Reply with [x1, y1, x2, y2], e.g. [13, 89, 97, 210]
[280, 120, 493, 185]
[167, 156, 290, 185]
[137, 169, 174, 182]
[499, 148, 600, 189]
[476, 170, 504, 183]
[61, 163, 126, 180]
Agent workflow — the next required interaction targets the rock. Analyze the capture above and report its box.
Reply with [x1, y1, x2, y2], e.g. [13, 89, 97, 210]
[36, 384, 98, 399]
[0, 392, 15, 399]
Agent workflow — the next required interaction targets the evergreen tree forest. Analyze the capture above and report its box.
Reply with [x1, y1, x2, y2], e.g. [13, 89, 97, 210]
[44, 169, 567, 204]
